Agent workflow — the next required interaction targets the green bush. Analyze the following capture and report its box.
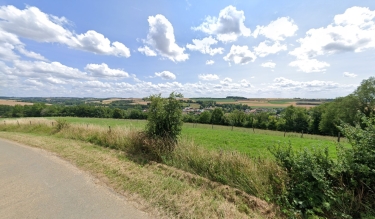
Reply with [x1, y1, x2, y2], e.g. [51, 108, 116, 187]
[270, 144, 336, 217]
[270, 114, 375, 218]
[337, 115, 375, 218]
[142, 92, 183, 158]
[55, 118, 69, 131]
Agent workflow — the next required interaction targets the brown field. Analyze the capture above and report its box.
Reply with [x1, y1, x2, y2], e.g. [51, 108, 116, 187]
[102, 98, 150, 105]
[0, 99, 33, 106]
[219, 100, 317, 109]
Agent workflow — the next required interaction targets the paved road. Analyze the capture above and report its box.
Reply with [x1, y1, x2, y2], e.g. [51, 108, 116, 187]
[0, 138, 152, 219]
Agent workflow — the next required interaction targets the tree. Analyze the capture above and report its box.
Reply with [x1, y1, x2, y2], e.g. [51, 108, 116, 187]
[112, 108, 123, 119]
[145, 92, 183, 145]
[231, 109, 246, 126]
[211, 107, 224, 124]
[353, 77, 375, 117]
[199, 111, 211, 124]
[282, 105, 296, 131]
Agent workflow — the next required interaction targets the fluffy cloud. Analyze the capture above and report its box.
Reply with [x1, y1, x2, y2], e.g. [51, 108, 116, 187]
[186, 36, 224, 55]
[75, 31, 130, 57]
[155, 71, 176, 80]
[198, 74, 219, 81]
[289, 7, 375, 72]
[253, 41, 287, 57]
[240, 79, 252, 88]
[193, 5, 251, 42]
[84, 80, 111, 88]
[270, 77, 351, 92]
[85, 63, 130, 78]
[24, 78, 44, 87]
[143, 14, 188, 62]
[261, 62, 276, 68]
[289, 59, 330, 73]
[138, 46, 157, 56]
[253, 17, 298, 41]
[0, 5, 130, 57]
[11, 60, 87, 79]
[0, 42, 19, 60]
[223, 45, 256, 64]
[16, 46, 47, 61]
[205, 60, 215, 65]
[343, 72, 357, 78]
[45, 76, 67, 84]
[0, 5, 73, 44]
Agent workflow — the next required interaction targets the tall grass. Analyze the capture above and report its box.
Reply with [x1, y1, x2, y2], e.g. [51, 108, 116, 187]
[0, 118, 285, 211]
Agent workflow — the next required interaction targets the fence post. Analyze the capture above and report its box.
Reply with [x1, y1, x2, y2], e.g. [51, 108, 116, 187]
[109, 126, 111, 133]
[212, 123, 213, 129]
[52, 122, 54, 126]
[30, 121, 31, 125]
[338, 132, 340, 143]
[3, 121, 5, 125]
[301, 130, 304, 138]
[17, 120, 19, 126]
[284, 130, 286, 137]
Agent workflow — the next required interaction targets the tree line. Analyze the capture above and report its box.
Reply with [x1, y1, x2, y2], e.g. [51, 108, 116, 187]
[1, 77, 374, 137]
[183, 77, 375, 136]
[0, 104, 148, 120]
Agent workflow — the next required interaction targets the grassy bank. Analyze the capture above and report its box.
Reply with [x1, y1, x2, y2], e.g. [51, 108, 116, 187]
[40, 117, 347, 158]
[0, 118, 280, 218]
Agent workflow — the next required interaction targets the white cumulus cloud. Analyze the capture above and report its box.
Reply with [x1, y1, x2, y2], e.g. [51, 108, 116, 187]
[186, 36, 224, 55]
[12, 60, 87, 79]
[138, 46, 157, 56]
[270, 77, 348, 92]
[343, 72, 357, 78]
[198, 74, 219, 81]
[253, 17, 298, 41]
[85, 63, 130, 78]
[289, 59, 330, 73]
[254, 41, 287, 57]
[289, 6, 375, 72]
[261, 62, 276, 68]
[0, 5, 130, 57]
[75, 31, 130, 57]
[193, 5, 251, 43]
[155, 71, 176, 80]
[223, 45, 256, 65]
[205, 60, 215, 65]
[143, 14, 189, 62]
[16, 45, 47, 61]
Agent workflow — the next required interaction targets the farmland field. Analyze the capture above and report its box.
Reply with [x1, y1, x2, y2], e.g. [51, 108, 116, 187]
[0, 99, 34, 106]
[44, 117, 347, 158]
[190, 98, 237, 102]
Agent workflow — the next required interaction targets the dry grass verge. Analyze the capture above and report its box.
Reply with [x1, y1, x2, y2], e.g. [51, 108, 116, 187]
[0, 118, 284, 218]
[0, 132, 270, 218]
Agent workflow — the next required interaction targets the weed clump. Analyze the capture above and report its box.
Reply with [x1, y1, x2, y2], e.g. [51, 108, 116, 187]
[55, 119, 69, 132]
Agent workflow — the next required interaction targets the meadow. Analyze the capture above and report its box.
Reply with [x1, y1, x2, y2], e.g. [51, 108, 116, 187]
[0, 117, 356, 217]
[44, 117, 347, 158]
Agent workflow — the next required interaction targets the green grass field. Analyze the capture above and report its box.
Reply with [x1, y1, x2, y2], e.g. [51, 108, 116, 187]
[190, 98, 237, 102]
[267, 99, 294, 104]
[44, 117, 347, 158]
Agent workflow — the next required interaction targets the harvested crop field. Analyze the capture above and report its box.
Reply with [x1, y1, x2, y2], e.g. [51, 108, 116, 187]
[0, 99, 33, 106]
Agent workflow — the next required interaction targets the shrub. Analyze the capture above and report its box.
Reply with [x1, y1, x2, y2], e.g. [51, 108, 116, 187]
[270, 114, 375, 218]
[143, 92, 183, 159]
[269, 144, 336, 217]
[55, 118, 69, 131]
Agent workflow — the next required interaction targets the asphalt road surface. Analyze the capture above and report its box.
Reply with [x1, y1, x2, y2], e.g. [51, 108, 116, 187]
[0, 138, 152, 219]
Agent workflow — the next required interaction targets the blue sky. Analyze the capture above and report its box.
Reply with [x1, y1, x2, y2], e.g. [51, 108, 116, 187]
[1, 0, 375, 98]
